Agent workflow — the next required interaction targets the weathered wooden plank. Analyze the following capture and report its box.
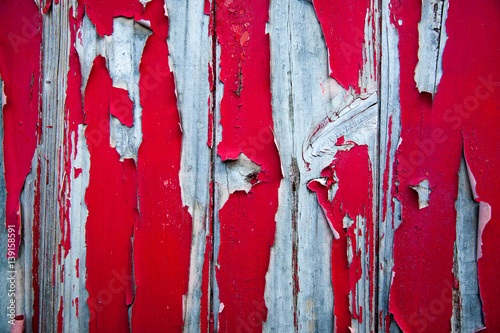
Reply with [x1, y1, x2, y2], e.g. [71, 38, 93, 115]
[164, 0, 211, 331]
[267, 1, 338, 330]
[267, 0, 380, 332]
[383, 0, 500, 332]
[37, 2, 72, 331]
[1, 1, 499, 332]
[377, 0, 402, 331]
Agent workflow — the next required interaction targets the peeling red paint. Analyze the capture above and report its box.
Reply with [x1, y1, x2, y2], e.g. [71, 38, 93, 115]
[308, 143, 374, 333]
[201, 176, 214, 333]
[75, 297, 79, 319]
[57, 296, 63, 333]
[84, 55, 138, 333]
[58, 2, 85, 261]
[389, 0, 460, 330]
[313, 0, 369, 90]
[214, 0, 282, 331]
[200, 234, 212, 333]
[75, 258, 79, 278]
[204, 0, 211, 16]
[388, 0, 500, 332]
[74, 167, 82, 179]
[131, 0, 192, 331]
[52, 253, 56, 288]
[0, 0, 42, 258]
[384, 313, 391, 333]
[42, 0, 52, 14]
[452, 0, 500, 330]
[110, 87, 134, 127]
[83, 0, 143, 36]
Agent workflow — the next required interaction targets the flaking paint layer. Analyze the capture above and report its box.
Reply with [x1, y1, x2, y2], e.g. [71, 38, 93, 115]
[215, 0, 283, 331]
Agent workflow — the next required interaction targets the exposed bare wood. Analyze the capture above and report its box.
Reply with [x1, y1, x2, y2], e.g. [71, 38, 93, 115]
[414, 0, 449, 95]
[37, 2, 71, 332]
[164, 0, 211, 331]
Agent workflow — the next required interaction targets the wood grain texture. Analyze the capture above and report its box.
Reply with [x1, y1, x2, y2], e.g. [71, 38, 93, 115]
[38, 3, 71, 331]
[163, 1, 211, 331]
[0, 0, 498, 332]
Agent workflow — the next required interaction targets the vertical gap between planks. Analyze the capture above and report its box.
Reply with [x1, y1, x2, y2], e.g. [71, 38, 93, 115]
[374, 0, 383, 331]
[208, 0, 218, 331]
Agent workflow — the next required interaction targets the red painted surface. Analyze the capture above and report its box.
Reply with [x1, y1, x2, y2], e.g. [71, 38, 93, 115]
[449, 0, 500, 331]
[42, 0, 52, 14]
[0, 0, 41, 257]
[58, 2, 85, 263]
[110, 87, 134, 127]
[215, 0, 282, 331]
[74, 1, 191, 331]
[57, 296, 63, 333]
[308, 143, 374, 333]
[131, 1, 192, 331]
[84, 56, 138, 333]
[389, 0, 459, 331]
[75, 297, 79, 319]
[0, 0, 497, 331]
[389, 0, 500, 332]
[83, 0, 143, 36]
[313, 0, 369, 90]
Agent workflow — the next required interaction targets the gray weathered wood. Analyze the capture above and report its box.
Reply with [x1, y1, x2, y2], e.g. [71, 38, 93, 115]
[164, 0, 211, 331]
[453, 157, 484, 332]
[267, 0, 379, 332]
[378, 0, 403, 331]
[1, 1, 489, 332]
[37, 3, 71, 331]
[414, 0, 449, 95]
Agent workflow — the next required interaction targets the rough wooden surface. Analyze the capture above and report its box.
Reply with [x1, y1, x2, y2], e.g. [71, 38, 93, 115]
[0, 0, 497, 332]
